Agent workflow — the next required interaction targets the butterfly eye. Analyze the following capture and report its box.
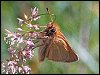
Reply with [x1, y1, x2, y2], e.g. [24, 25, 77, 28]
[50, 28, 56, 32]
[45, 27, 56, 36]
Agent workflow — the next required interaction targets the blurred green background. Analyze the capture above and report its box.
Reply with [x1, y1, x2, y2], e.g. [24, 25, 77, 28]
[1, 1, 99, 74]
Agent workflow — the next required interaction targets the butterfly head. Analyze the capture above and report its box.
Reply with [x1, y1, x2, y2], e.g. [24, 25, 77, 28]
[44, 22, 56, 36]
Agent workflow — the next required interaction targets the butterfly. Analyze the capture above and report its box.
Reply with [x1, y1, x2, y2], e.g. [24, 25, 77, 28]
[38, 8, 79, 63]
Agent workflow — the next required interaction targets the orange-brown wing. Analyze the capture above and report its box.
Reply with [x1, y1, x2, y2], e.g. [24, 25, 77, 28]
[38, 38, 52, 61]
[38, 39, 47, 61]
[45, 32, 79, 62]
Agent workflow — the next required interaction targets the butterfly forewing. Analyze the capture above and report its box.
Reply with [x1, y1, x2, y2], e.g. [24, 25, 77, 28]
[45, 31, 78, 62]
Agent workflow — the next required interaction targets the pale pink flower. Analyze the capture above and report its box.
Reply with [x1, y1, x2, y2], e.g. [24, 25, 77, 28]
[17, 18, 24, 25]
[22, 66, 31, 74]
[31, 7, 40, 21]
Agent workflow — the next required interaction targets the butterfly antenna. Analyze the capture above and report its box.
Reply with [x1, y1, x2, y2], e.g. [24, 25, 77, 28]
[46, 8, 53, 23]
[37, 8, 56, 24]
